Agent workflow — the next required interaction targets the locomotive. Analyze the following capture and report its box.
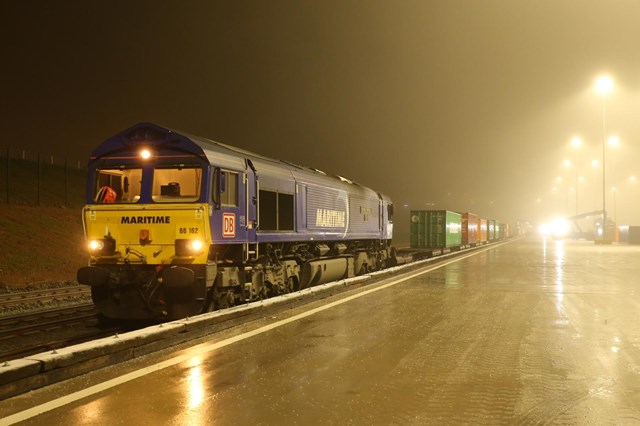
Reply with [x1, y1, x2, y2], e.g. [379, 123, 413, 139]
[77, 123, 395, 320]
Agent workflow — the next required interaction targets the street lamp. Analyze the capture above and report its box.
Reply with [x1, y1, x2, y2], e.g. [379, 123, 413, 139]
[571, 136, 582, 148]
[595, 75, 613, 242]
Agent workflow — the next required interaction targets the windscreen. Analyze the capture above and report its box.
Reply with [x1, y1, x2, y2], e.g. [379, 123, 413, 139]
[152, 165, 203, 203]
[94, 167, 143, 203]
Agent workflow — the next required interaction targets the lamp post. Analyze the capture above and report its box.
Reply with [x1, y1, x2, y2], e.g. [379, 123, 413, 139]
[595, 76, 613, 242]
[608, 136, 619, 225]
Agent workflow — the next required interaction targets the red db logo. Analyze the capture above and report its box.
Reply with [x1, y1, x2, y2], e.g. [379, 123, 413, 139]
[223, 213, 236, 238]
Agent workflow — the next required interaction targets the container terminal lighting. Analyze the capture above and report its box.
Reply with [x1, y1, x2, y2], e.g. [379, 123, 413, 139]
[595, 75, 613, 243]
[571, 136, 582, 147]
[595, 76, 613, 95]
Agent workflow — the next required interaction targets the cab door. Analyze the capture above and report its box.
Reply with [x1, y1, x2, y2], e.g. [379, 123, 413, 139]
[211, 168, 247, 243]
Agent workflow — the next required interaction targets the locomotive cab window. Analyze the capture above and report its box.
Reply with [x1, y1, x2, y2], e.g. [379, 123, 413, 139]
[152, 165, 202, 202]
[94, 167, 142, 203]
[213, 170, 239, 207]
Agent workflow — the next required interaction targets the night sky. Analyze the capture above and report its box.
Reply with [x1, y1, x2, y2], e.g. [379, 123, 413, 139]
[3, 1, 640, 238]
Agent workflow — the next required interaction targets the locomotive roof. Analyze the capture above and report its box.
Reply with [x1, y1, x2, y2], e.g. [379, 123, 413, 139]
[93, 122, 391, 202]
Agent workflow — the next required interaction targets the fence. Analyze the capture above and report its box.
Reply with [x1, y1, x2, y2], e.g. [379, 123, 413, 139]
[0, 147, 88, 207]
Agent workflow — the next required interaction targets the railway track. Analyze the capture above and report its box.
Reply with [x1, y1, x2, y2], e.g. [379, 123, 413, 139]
[0, 325, 122, 363]
[0, 285, 125, 363]
[0, 306, 124, 363]
[0, 304, 98, 334]
[0, 286, 91, 308]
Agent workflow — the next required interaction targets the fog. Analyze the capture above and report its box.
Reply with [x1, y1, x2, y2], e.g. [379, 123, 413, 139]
[3, 1, 640, 241]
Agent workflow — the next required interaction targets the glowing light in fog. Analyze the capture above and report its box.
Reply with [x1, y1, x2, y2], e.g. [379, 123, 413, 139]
[571, 136, 582, 147]
[538, 218, 570, 237]
[140, 149, 152, 159]
[595, 75, 613, 95]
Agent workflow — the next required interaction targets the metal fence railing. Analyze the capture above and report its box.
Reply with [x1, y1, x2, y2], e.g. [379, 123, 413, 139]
[0, 147, 88, 207]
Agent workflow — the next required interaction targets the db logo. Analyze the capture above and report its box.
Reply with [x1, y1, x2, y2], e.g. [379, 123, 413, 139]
[222, 213, 236, 238]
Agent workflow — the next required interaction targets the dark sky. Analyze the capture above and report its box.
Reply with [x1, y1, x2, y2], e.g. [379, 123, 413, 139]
[3, 1, 640, 233]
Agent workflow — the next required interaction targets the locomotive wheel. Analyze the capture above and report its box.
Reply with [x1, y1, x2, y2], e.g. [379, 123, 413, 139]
[287, 276, 299, 292]
[225, 290, 236, 307]
[201, 288, 216, 313]
[212, 286, 236, 309]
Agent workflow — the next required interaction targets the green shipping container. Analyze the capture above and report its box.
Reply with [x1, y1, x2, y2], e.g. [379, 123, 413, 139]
[488, 219, 496, 241]
[410, 210, 462, 248]
[410, 210, 427, 248]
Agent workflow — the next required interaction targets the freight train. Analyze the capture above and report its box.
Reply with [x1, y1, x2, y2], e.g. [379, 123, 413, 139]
[77, 123, 395, 320]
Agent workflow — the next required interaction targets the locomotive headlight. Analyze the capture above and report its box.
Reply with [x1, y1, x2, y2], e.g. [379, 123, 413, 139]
[89, 240, 104, 251]
[88, 238, 116, 254]
[190, 239, 204, 252]
[175, 239, 205, 256]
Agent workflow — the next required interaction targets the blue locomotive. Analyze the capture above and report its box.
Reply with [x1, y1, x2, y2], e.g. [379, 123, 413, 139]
[77, 123, 395, 319]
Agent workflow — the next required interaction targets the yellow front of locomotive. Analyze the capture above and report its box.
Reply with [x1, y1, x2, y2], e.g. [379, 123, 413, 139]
[84, 203, 210, 267]
[77, 125, 215, 320]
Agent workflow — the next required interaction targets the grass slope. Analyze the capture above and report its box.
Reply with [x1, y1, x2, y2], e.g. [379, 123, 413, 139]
[0, 205, 87, 286]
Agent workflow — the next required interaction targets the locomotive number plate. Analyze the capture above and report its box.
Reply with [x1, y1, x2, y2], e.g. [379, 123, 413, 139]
[178, 226, 200, 235]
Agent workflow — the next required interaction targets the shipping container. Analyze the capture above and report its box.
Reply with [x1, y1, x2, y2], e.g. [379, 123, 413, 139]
[488, 219, 496, 241]
[410, 210, 462, 248]
[629, 226, 640, 244]
[497, 220, 504, 240]
[479, 218, 488, 243]
[410, 210, 428, 248]
[618, 226, 629, 243]
[462, 212, 479, 246]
